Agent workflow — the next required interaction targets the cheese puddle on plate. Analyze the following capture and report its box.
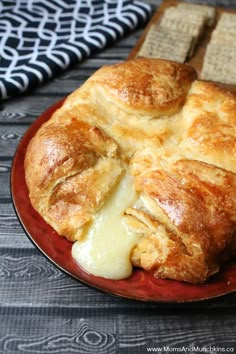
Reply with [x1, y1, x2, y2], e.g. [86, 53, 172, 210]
[72, 171, 141, 279]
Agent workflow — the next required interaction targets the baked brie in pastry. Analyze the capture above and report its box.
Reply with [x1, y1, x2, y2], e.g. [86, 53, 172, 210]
[24, 58, 236, 284]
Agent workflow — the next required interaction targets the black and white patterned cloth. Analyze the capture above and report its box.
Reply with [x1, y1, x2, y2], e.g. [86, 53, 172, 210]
[0, 0, 151, 100]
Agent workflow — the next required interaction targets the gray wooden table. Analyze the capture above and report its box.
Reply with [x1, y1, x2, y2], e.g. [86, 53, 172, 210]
[1, 1, 236, 353]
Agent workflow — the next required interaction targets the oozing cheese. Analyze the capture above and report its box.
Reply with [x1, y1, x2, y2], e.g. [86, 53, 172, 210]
[72, 172, 141, 279]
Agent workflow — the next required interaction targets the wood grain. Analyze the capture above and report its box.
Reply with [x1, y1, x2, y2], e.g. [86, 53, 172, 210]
[0, 97, 57, 124]
[0, 159, 11, 199]
[0, 309, 235, 354]
[0, 204, 34, 248]
[0, 126, 29, 158]
[0, 311, 117, 354]
[1, 1, 236, 353]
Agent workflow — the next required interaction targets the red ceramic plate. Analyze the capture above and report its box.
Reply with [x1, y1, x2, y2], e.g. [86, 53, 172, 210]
[11, 99, 236, 303]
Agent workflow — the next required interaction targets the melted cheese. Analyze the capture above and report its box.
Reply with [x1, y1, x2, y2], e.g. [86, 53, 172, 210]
[72, 172, 141, 279]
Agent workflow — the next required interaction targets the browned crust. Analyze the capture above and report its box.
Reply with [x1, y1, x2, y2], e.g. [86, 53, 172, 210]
[24, 58, 236, 283]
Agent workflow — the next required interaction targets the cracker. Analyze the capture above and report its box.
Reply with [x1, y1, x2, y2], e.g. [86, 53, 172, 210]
[158, 6, 206, 57]
[205, 42, 236, 57]
[217, 13, 236, 27]
[201, 43, 236, 85]
[177, 3, 216, 26]
[214, 13, 236, 35]
[160, 7, 205, 36]
[211, 31, 236, 45]
[138, 46, 187, 63]
[160, 15, 203, 40]
[201, 11, 236, 85]
[137, 25, 193, 63]
[163, 6, 206, 26]
[201, 61, 236, 85]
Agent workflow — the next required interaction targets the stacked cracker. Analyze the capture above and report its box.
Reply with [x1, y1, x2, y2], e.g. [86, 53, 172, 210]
[138, 3, 216, 63]
[201, 13, 236, 85]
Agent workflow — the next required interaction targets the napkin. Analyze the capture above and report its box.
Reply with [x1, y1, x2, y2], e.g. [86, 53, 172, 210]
[0, 0, 151, 100]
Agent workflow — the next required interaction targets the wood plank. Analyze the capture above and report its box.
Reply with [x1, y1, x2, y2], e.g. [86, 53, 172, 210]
[0, 309, 118, 354]
[0, 203, 33, 249]
[0, 159, 11, 199]
[0, 125, 30, 157]
[118, 312, 236, 353]
[0, 97, 61, 124]
[0, 308, 235, 354]
[0, 249, 107, 309]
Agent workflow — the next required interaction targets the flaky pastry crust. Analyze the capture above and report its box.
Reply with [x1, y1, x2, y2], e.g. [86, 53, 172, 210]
[24, 58, 236, 283]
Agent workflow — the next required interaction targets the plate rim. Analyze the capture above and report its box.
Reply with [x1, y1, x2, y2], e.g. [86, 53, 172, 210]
[10, 97, 236, 303]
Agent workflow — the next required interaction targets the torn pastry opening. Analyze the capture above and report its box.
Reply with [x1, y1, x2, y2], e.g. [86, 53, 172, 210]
[72, 169, 142, 280]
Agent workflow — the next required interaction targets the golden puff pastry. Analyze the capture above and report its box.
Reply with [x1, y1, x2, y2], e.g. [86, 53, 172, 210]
[25, 119, 123, 241]
[24, 58, 236, 283]
[129, 149, 236, 283]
